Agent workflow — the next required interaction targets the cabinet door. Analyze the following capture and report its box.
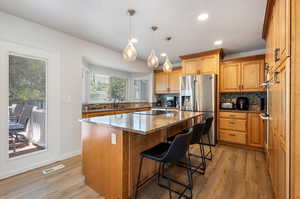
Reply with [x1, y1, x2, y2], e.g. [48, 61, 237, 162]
[247, 113, 264, 148]
[220, 62, 240, 92]
[240, 60, 265, 92]
[168, 69, 181, 93]
[154, 72, 168, 94]
[199, 55, 218, 74]
[183, 60, 198, 76]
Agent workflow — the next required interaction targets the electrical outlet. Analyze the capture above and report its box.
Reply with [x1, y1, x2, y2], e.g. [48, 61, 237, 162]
[111, 133, 117, 145]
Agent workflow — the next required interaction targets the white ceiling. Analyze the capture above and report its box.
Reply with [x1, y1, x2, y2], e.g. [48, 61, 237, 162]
[0, 0, 267, 62]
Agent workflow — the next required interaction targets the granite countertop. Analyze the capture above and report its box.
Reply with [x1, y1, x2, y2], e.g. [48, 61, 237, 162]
[219, 109, 265, 113]
[81, 111, 203, 135]
[82, 106, 151, 113]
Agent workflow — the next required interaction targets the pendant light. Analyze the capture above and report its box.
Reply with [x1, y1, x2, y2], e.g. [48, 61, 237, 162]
[123, 9, 137, 61]
[147, 26, 159, 68]
[162, 37, 173, 72]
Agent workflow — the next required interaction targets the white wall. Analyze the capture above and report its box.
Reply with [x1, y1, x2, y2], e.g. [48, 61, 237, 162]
[0, 11, 150, 164]
[223, 49, 266, 60]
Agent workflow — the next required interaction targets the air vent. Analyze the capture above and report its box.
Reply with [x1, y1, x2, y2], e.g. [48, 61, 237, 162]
[42, 164, 65, 175]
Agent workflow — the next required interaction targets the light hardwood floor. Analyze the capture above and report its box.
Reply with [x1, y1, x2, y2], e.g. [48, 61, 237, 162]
[0, 145, 274, 199]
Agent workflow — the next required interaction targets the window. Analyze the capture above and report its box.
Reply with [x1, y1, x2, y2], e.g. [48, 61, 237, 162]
[133, 80, 149, 101]
[89, 73, 128, 102]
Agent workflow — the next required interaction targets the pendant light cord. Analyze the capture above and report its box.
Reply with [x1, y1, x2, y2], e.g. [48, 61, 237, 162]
[129, 15, 132, 40]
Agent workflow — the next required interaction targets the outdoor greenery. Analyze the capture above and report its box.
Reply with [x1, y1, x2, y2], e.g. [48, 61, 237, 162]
[90, 74, 127, 101]
[9, 55, 46, 106]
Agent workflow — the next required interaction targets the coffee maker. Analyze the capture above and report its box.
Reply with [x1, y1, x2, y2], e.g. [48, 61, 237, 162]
[236, 97, 249, 110]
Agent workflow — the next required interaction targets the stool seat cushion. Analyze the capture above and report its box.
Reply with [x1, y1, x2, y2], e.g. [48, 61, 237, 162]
[140, 142, 171, 162]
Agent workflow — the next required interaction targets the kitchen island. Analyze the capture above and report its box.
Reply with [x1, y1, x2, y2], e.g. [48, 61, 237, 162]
[81, 110, 203, 199]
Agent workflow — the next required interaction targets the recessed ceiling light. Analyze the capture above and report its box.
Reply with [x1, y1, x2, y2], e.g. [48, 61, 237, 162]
[131, 38, 138, 43]
[214, 40, 223, 45]
[197, 13, 209, 21]
[160, 53, 167, 57]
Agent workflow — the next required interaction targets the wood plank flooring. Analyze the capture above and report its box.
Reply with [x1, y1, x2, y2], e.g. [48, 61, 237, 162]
[0, 145, 274, 199]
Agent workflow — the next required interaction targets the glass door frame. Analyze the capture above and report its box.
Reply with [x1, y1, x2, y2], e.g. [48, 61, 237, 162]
[0, 41, 61, 179]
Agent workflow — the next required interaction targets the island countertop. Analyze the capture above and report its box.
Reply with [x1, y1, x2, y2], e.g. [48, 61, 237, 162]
[81, 110, 203, 135]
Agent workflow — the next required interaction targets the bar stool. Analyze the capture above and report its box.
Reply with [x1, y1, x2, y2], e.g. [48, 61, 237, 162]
[167, 123, 207, 175]
[134, 129, 193, 199]
[199, 117, 214, 161]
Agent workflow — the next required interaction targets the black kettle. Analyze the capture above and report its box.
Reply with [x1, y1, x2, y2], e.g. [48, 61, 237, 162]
[236, 97, 249, 110]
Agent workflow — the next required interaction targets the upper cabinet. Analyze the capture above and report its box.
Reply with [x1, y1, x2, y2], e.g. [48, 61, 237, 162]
[154, 67, 182, 94]
[180, 49, 222, 76]
[263, 0, 290, 72]
[220, 55, 265, 92]
[220, 62, 240, 92]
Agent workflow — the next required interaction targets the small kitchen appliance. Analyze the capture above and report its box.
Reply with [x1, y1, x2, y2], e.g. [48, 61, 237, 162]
[236, 97, 249, 110]
[166, 96, 176, 107]
[220, 102, 234, 110]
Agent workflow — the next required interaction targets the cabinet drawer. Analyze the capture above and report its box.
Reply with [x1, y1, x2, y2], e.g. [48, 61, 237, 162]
[219, 118, 246, 132]
[219, 112, 247, 119]
[219, 130, 247, 145]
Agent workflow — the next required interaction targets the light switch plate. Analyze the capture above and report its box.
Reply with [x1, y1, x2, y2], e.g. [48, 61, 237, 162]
[111, 133, 117, 145]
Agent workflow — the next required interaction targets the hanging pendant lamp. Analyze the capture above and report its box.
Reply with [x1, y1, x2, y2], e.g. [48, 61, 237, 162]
[123, 9, 137, 61]
[147, 26, 159, 68]
[162, 37, 173, 72]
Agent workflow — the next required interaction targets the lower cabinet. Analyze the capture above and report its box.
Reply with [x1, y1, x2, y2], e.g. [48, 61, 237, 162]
[248, 113, 264, 148]
[219, 111, 264, 148]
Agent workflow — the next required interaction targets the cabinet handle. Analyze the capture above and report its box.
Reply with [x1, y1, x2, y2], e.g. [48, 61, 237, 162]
[229, 122, 235, 125]
[275, 48, 280, 62]
[229, 133, 236, 136]
[229, 115, 235, 117]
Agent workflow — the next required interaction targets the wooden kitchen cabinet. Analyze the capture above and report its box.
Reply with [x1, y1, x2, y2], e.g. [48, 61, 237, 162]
[219, 111, 264, 149]
[154, 67, 182, 94]
[220, 55, 265, 92]
[247, 113, 264, 148]
[264, 0, 290, 72]
[220, 62, 240, 92]
[180, 49, 222, 76]
[241, 60, 265, 92]
[267, 59, 289, 199]
[168, 68, 182, 93]
[183, 60, 198, 76]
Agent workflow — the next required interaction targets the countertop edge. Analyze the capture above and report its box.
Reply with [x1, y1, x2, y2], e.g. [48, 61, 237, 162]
[80, 113, 203, 135]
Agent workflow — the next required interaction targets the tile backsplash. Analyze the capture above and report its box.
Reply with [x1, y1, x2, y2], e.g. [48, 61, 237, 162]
[220, 92, 267, 111]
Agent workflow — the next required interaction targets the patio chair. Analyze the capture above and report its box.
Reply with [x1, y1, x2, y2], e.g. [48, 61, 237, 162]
[9, 103, 24, 122]
[9, 105, 34, 153]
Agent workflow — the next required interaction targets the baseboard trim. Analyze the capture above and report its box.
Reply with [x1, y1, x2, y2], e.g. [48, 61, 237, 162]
[0, 158, 58, 180]
[59, 150, 81, 161]
[0, 150, 82, 180]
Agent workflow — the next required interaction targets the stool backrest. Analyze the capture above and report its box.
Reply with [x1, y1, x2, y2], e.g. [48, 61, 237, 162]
[161, 128, 193, 163]
[203, 117, 214, 135]
[190, 123, 205, 145]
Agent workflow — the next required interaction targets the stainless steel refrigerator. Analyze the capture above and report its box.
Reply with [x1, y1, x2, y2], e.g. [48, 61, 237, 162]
[180, 74, 217, 145]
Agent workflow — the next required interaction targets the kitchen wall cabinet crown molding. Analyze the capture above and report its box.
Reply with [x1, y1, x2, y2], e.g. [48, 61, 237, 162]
[220, 55, 265, 92]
